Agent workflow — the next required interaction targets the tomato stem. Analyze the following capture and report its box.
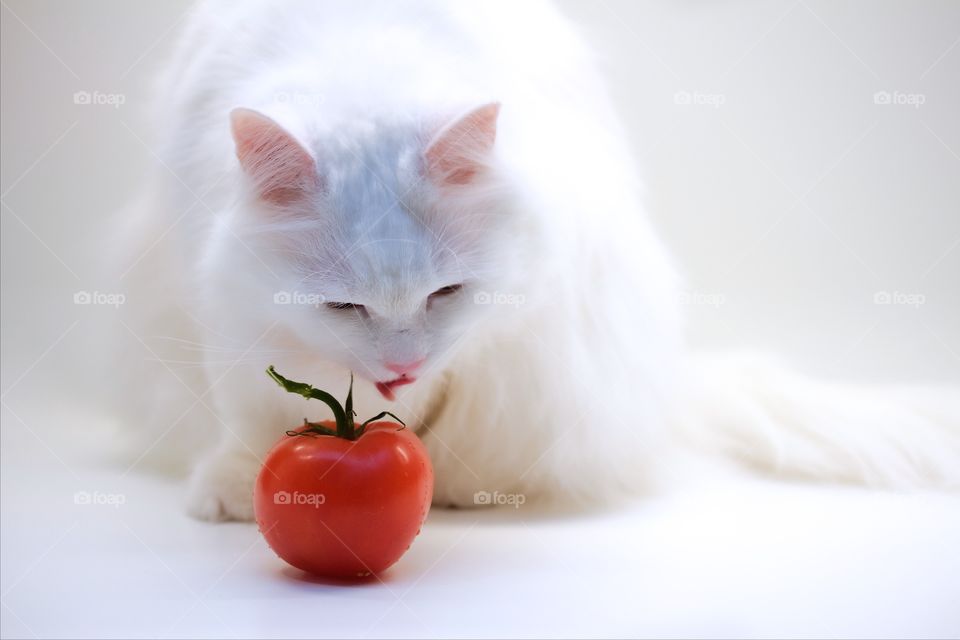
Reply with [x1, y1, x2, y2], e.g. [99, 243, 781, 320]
[266, 366, 405, 441]
[285, 419, 338, 438]
[358, 411, 406, 436]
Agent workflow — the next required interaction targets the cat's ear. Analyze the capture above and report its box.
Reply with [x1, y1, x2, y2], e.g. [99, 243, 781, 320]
[230, 108, 320, 206]
[424, 102, 500, 186]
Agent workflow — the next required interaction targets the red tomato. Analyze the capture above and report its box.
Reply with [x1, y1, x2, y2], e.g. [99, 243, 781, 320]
[255, 368, 433, 578]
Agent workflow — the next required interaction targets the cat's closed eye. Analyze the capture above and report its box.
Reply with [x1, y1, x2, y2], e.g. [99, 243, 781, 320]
[325, 301, 365, 312]
[429, 284, 463, 298]
[324, 285, 462, 314]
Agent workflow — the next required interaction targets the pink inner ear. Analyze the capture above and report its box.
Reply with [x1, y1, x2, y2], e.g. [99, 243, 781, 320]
[425, 102, 500, 185]
[230, 108, 318, 206]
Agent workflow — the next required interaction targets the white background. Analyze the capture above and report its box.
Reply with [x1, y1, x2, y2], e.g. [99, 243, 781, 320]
[2, 1, 959, 638]
[3, 0, 959, 388]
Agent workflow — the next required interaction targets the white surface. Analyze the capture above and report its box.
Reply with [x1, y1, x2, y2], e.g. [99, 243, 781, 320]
[2, 418, 959, 639]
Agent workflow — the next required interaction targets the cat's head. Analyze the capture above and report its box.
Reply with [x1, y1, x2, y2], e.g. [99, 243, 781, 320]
[226, 103, 514, 400]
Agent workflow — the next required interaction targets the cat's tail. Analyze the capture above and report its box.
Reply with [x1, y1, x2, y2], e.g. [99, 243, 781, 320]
[682, 353, 960, 489]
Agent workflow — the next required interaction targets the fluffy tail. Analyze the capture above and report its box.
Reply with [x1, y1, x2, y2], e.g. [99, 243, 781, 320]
[683, 354, 960, 490]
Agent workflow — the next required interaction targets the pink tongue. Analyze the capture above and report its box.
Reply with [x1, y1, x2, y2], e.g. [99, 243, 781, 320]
[376, 382, 396, 401]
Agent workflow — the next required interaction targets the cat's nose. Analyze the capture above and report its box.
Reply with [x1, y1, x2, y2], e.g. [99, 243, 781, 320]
[384, 358, 425, 376]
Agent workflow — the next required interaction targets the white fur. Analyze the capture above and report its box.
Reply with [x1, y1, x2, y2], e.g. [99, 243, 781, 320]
[109, 0, 958, 521]
[683, 354, 960, 489]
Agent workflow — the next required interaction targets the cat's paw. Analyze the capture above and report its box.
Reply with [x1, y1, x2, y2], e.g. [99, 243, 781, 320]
[185, 449, 259, 522]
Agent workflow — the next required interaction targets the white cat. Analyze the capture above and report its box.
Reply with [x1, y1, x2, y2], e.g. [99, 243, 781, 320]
[110, 0, 959, 521]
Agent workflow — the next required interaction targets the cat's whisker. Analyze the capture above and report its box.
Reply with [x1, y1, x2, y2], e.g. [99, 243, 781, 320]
[175, 305, 248, 343]
[148, 338, 302, 356]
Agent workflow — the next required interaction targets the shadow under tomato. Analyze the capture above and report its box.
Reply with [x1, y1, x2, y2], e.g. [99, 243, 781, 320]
[277, 563, 399, 587]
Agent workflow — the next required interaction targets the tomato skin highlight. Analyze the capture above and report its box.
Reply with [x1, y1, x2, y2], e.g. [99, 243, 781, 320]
[254, 421, 433, 578]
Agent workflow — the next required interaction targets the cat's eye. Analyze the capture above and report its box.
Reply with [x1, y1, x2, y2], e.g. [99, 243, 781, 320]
[429, 284, 463, 298]
[325, 301, 365, 311]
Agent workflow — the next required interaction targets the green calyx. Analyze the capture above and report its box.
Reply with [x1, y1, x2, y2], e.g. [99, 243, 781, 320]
[266, 365, 405, 441]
